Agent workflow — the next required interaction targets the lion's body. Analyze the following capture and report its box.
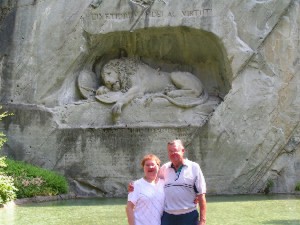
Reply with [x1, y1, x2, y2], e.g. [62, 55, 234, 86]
[96, 58, 208, 119]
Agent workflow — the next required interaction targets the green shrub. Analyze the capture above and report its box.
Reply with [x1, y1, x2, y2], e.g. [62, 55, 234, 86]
[296, 182, 300, 191]
[0, 107, 12, 149]
[0, 108, 17, 204]
[0, 156, 18, 204]
[0, 156, 6, 168]
[0, 107, 68, 200]
[0, 173, 17, 204]
[2, 159, 68, 198]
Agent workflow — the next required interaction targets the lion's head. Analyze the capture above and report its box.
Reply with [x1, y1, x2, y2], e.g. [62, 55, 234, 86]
[100, 57, 138, 93]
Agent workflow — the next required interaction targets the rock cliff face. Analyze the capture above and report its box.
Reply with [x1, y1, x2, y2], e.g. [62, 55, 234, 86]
[0, 0, 299, 196]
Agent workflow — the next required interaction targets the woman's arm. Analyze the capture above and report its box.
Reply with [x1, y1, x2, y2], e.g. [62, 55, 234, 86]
[126, 201, 135, 225]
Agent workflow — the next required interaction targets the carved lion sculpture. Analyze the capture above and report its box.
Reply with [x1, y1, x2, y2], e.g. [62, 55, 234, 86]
[93, 57, 208, 121]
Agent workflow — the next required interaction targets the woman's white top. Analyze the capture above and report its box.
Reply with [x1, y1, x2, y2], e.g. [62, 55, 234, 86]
[128, 178, 165, 225]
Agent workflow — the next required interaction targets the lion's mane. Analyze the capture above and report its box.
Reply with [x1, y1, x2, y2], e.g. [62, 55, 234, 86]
[101, 58, 139, 93]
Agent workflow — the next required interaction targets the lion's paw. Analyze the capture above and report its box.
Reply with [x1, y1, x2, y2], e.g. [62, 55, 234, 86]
[112, 103, 122, 116]
[96, 86, 110, 95]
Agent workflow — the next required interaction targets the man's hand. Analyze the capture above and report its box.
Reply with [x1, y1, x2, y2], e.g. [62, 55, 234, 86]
[127, 181, 134, 192]
[198, 219, 206, 225]
[194, 197, 199, 204]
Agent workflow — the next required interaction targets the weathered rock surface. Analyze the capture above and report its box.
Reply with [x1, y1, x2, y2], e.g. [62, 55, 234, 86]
[0, 0, 300, 196]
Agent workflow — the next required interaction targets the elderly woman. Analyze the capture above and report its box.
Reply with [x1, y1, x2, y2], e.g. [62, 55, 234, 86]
[126, 154, 165, 225]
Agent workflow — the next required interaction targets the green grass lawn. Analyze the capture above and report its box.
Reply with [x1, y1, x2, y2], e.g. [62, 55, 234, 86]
[0, 195, 299, 225]
[207, 195, 300, 225]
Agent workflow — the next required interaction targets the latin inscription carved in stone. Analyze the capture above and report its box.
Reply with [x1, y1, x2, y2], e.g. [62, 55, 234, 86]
[82, 8, 212, 21]
[81, 4, 213, 33]
[60, 127, 201, 178]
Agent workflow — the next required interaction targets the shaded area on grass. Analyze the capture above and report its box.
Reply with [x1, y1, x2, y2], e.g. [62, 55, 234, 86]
[262, 220, 300, 224]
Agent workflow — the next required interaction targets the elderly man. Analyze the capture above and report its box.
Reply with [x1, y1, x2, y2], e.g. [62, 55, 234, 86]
[128, 139, 206, 225]
[159, 139, 206, 225]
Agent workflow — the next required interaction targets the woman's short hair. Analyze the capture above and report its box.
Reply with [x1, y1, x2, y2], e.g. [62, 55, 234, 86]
[141, 154, 161, 167]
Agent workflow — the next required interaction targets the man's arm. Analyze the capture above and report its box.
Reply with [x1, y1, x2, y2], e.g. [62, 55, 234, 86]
[126, 201, 135, 225]
[197, 193, 206, 225]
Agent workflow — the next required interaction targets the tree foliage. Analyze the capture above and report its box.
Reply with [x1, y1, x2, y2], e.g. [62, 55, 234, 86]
[0, 106, 17, 204]
[0, 107, 11, 149]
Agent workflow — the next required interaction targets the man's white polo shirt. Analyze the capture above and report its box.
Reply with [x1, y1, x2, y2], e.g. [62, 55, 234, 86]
[159, 158, 206, 215]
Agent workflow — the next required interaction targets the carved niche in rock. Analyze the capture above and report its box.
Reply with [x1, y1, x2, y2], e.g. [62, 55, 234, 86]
[78, 57, 217, 123]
